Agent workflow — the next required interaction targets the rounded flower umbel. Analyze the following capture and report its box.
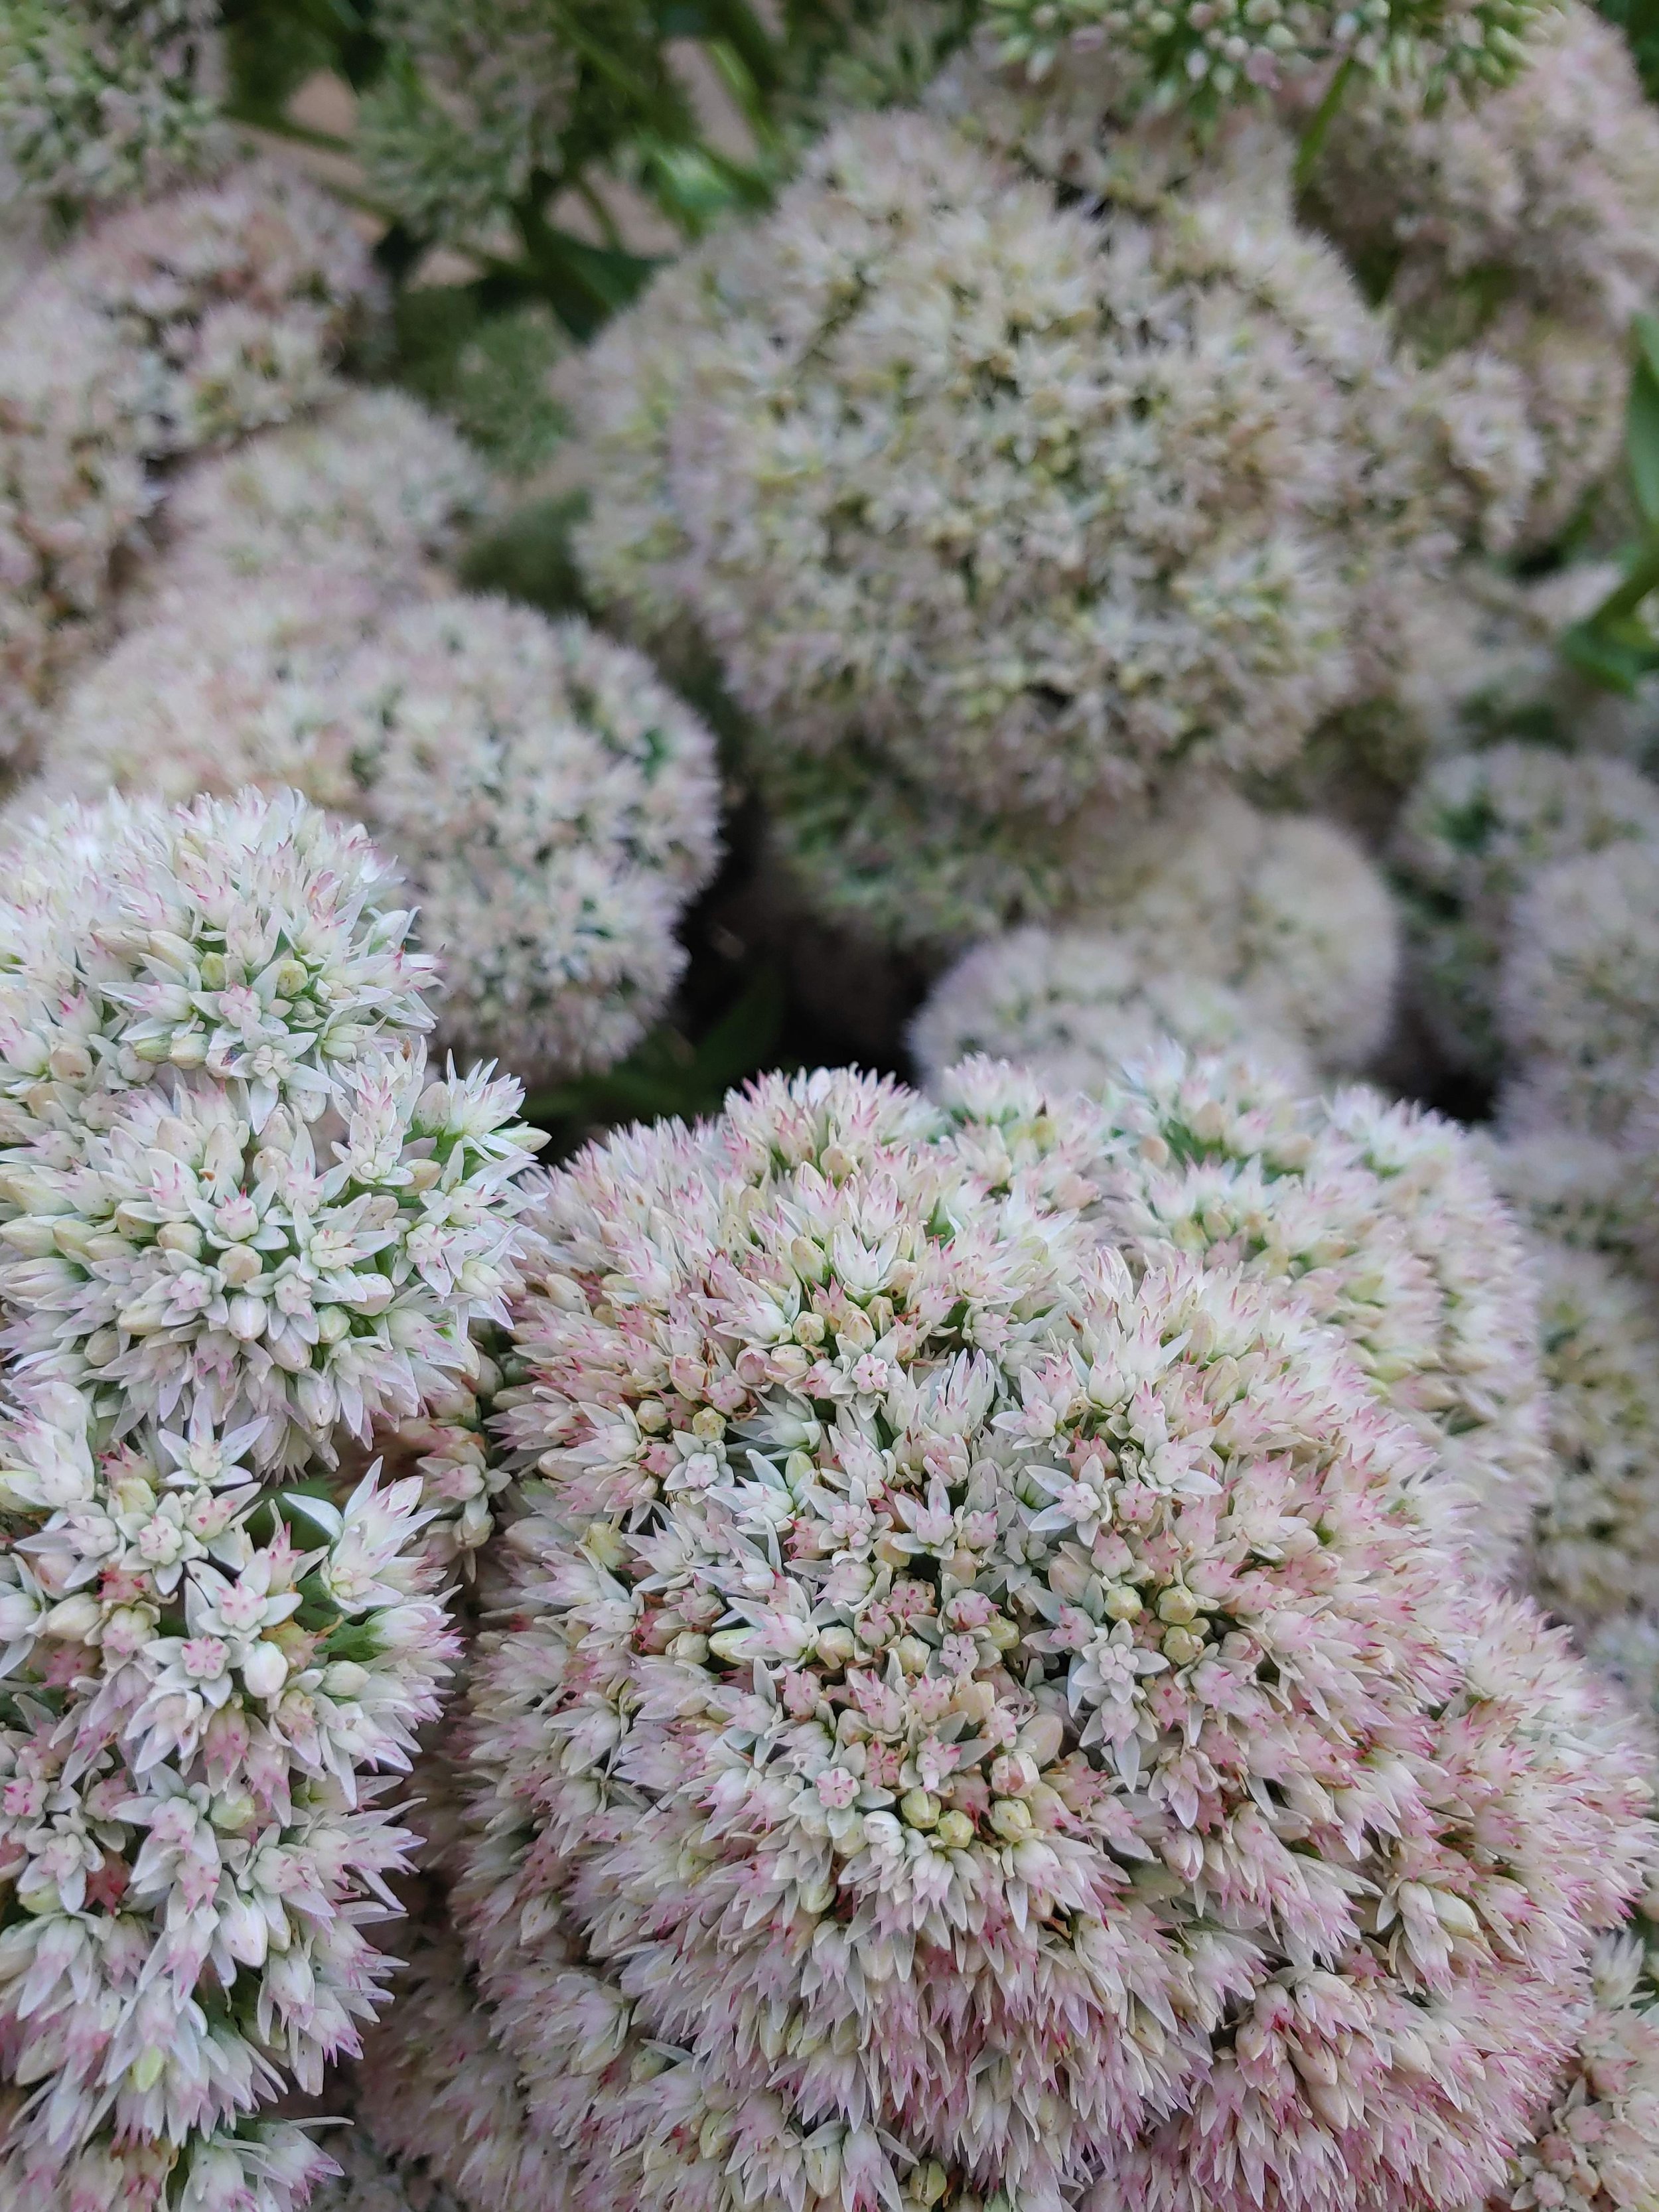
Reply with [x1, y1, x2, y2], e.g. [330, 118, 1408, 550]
[0, 786, 541, 1471]
[983, 0, 1561, 106]
[0, 1386, 459, 2202]
[455, 1067, 1650, 2212]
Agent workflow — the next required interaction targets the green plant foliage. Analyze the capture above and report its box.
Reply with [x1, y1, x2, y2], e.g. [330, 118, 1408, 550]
[1561, 314, 1659, 696]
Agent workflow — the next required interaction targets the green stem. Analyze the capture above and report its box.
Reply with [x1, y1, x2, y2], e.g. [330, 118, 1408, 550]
[699, 0, 785, 92]
[1293, 54, 1356, 190]
[573, 175, 626, 253]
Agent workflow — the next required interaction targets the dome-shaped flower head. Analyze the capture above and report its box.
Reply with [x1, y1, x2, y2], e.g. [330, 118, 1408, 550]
[36, 571, 392, 814]
[58, 159, 380, 459]
[1498, 840, 1659, 1139]
[0, 160, 379, 757]
[145, 389, 495, 607]
[0, 786, 542, 1470]
[982, 0, 1561, 109]
[31, 589, 723, 1086]
[320, 595, 723, 1084]
[5, 2117, 337, 2212]
[0, 0, 229, 217]
[570, 109, 1380, 826]
[0, 1372, 466, 2200]
[1299, 1, 1659, 553]
[1392, 744, 1659, 1086]
[356, 0, 579, 248]
[0, 280, 152, 761]
[912, 793, 1398, 1090]
[940, 1048, 1552, 1574]
[913, 926, 1317, 1098]
[455, 1064, 1648, 2212]
[1520, 1239, 1659, 1635]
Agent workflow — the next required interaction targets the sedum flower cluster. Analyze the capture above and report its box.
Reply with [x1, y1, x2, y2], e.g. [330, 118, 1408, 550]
[33, 582, 724, 1089]
[356, 0, 577, 249]
[0, 159, 378, 759]
[1498, 840, 1659, 1140]
[1299, 1, 1659, 554]
[443, 1062, 1646, 2212]
[1390, 743, 1659, 1087]
[0, 785, 541, 2209]
[950, 1050, 1554, 1576]
[0, 0, 229, 218]
[983, 0, 1562, 106]
[143, 389, 496, 609]
[569, 108, 1406, 938]
[912, 794, 1399, 1091]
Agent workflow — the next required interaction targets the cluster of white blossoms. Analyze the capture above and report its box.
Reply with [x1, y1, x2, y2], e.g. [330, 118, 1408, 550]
[983, 0, 1562, 106]
[0, 159, 379, 759]
[1391, 744, 1659, 1086]
[1299, 1, 1659, 553]
[0, 786, 541, 2209]
[569, 106, 1410, 934]
[31, 579, 724, 1088]
[142, 389, 496, 608]
[443, 1061, 1648, 2212]
[356, 0, 577, 247]
[0, 0, 229, 216]
[913, 794, 1399, 1091]
[1498, 840, 1659, 1140]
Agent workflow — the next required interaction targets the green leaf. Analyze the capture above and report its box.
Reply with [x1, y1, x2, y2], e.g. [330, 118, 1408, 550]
[1559, 618, 1659, 698]
[1628, 368, 1659, 528]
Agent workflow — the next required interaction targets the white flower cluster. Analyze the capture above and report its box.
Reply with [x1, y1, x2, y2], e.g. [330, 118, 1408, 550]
[1392, 744, 1659, 1085]
[1301, 1, 1659, 553]
[913, 794, 1399, 1091]
[1500, 840, 1659, 1140]
[569, 108, 1404, 936]
[0, 786, 540, 2205]
[326, 596, 723, 1083]
[0, 159, 379, 759]
[356, 0, 577, 246]
[144, 389, 496, 609]
[0, 786, 538, 1467]
[445, 1062, 1646, 2212]
[34, 581, 724, 1088]
[942, 1049, 1551, 1574]
[0, 0, 229, 216]
[983, 0, 1561, 105]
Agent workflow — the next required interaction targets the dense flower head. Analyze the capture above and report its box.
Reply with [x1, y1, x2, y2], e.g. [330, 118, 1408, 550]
[1482, 1130, 1654, 1280]
[982, 0, 1562, 107]
[1522, 1240, 1659, 1634]
[1494, 1927, 1659, 2212]
[0, 0, 229, 216]
[451, 1063, 1646, 2212]
[942, 1049, 1552, 1574]
[145, 390, 495, 606]
[0, 159, 379, 759]
[37, 571, 394, 814]
[0, 279, 151, 761]
[319, 596, 723, 1084]
[913, 794, 1398, 1090]
[33, 588, 724, 1085]
[6, 2114, 337, 2212]
[0, 1382, 455, 2196]
[1498, 841, 1659, 1140]
[1392, 745, 1659, 1084]
[570, 108, 1392, 826]
[1299, 1, 1659, 552]
[356, 0, 577, 247]
[913, 928, 1315, 1098]
[0, 786, 541, 1471]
